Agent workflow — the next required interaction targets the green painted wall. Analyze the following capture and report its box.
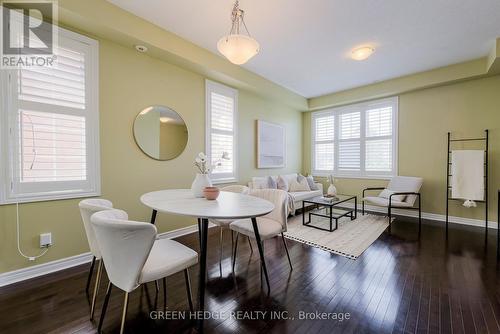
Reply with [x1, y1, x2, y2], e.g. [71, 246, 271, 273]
[0, 38, 302, 274]
[303, 75, 500, 222]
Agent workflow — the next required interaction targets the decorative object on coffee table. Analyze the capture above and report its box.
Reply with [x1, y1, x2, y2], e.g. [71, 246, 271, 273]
[327, 174, 337, 196]
[203, 187, 220, 200]
[302, 195, 357, 232]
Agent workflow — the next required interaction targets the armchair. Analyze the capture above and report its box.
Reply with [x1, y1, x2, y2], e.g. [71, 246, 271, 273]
[362, 176, 423, 235]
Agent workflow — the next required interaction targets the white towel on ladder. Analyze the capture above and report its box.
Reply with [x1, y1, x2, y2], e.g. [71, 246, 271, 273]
[451, 150, 484, 201]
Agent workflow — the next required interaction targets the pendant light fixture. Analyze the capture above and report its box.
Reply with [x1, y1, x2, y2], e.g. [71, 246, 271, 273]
[217, 1, 260, 65]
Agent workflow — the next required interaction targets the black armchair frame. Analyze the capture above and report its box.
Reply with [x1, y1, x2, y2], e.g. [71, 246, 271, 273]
[362, 188, 422, 236]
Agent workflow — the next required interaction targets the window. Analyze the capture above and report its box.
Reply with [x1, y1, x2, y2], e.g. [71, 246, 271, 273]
[311, 97, 398, 178]
[0, 27, 100, 204]
[205, 80, 238, 183]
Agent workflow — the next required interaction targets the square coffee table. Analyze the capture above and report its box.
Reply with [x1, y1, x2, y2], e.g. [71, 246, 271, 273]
[302, 195, 357, 232]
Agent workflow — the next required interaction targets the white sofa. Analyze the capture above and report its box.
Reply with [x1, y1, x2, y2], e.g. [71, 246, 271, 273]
[248, 173, 323, 215]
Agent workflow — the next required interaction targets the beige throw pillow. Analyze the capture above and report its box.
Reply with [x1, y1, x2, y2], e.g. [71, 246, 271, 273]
[289, 176, 311, 192]
[379, 189, 406, 202]
[277, 175, 289, 191]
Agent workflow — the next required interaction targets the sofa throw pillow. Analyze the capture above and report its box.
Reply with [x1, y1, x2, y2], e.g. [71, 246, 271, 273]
[289, 176, 311, 192]
[303, 174, 319, 191]
[252, 177, 269, 189]
[379, 189, 406, 202]
[267, 176, 277, 189]
[277, 175, 289, 192]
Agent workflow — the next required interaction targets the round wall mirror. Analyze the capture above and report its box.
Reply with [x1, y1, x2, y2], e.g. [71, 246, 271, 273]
[133, 105, 188, 161]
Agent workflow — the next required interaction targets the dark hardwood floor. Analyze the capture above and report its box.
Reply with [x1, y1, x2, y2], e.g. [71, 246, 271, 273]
[1, 214, 500, 334]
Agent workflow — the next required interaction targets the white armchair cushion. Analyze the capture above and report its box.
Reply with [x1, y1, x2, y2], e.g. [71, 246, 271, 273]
[139, 238, 198, 284]
[363, 196, 414, 208]
[387, 176, 423, 206]
[379, 189, 406, 202]
[230, 217, 283, 240]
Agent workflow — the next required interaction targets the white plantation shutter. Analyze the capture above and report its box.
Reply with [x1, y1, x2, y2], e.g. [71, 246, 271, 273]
[18, 48, 86, 109]
[338, 112, 361, 171]
[0, 27, 99, 204]
[206, 80, 238, 182]
[311, 97, 397, 178]
[312, 113, 334, 172]
[19, 110, 86, 182]
[366, 107, 394, 172]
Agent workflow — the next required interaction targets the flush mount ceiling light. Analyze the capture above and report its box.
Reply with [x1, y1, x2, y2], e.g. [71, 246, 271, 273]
[351, 46, 375, 61]
[135, 45, 148, 53]
[217, 0, 260, 65]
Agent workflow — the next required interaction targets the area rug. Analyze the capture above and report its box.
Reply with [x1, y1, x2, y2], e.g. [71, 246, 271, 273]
[284, 213, 392, 259]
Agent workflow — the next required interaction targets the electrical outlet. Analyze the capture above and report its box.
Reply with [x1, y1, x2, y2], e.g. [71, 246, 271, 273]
[40, 233, 52, 248]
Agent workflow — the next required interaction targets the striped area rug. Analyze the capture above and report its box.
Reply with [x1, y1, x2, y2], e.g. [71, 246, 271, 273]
[284, 213, 391, 259]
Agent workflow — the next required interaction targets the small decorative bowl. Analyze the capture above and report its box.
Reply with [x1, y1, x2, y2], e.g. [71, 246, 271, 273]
[203, 186, 220, 200]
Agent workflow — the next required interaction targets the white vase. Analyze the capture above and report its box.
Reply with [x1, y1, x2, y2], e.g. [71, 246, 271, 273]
[327, 184, 337, 196]
[191, 173, 212, 198]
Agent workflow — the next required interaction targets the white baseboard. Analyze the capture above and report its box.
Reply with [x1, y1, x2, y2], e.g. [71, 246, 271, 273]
[0, 252, 94, 288]
[0, 222, 214, 288]
[344, 203, 498, 229]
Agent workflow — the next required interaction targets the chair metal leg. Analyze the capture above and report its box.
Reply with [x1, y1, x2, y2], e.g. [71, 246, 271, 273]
[362, 201, 365, 215]
[247, 236, 253, 254]
[418, 196, 422, 237]
[232, 232, 239, 272]
[281, 233, 293, 270]
[184, 269, 194, 312]
[388, 206, 392, 234]
[90, 259, 103, 320]
[162, 278, 167, 310]
[86, 256, 96, 295]
[155, 280, 160, 292]
[120, 292, 129, 334]
[260, 241, 264, 284]
[97, 282, 112, 332]
[219, 226, 224, 277]
[252, 216, 271, 295]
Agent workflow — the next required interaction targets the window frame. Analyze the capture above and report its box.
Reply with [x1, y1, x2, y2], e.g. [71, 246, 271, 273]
[0, 26, 100, 204]
[205, 79, 238, 184]
[311, 96, 398, 179]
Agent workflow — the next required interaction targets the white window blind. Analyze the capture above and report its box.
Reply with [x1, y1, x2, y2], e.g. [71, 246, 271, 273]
[205, 80, 238, 183]
[338, 112, 361, 171]
[313, 115, 334, 172]
[311, 97, 398, 178]
[0, 27, 100, 204]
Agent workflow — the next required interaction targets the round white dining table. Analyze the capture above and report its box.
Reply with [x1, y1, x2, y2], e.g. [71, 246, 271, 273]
[140, 189, 274, 328]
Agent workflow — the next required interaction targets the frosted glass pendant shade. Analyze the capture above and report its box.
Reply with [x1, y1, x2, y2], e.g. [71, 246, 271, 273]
[217, 34, 260, 65]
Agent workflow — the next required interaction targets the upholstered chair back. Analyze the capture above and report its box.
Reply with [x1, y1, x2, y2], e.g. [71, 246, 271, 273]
[387, 176, 423, 206]
[221, 185, 249, 194]
[249, 189, 288, 232]
[91, 209, 156, 292]
[79, 199, 113, 259]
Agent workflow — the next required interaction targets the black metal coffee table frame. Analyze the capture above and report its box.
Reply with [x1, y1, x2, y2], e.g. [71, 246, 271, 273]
[302, 195, 357, 232]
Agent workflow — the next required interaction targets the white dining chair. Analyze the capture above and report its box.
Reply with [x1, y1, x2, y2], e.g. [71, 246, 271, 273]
[78, 198, 113, 320]
[230, 189, 292, 279]
[209, 185, 253, 276]
[91, 209, 198, 334]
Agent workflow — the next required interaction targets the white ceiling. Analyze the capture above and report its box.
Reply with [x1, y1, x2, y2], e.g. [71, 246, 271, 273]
[107, 0, 500, 98]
